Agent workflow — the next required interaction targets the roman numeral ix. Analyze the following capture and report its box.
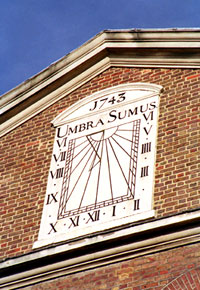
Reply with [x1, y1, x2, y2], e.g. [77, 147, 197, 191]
[46, 192, 58, 205]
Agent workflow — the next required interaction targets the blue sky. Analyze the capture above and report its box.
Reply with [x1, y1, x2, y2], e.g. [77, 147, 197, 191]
[0, 0, 200, 95]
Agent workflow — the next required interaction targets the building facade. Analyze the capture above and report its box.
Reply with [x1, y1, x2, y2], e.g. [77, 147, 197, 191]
[0, 29, 200, 289]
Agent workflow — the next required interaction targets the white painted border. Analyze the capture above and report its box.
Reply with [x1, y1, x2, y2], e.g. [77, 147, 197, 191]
[33, 210, 155, 249]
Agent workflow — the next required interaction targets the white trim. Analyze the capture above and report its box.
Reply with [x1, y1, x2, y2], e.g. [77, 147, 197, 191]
[1, 231, 200, 290]
[34, 210, 155, 249]
[1, 29, 200, 108]
[0, 58, 111, 137]
[1, 209, 199, 270]
[0, 210, 200, 269]
[1, 29, 200, 137]
[0, 210, 200, 289]
[110, 56, 200, 68]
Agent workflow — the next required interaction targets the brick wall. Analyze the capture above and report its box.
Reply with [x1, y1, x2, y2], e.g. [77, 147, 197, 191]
[22, 243, 200, 290]
[0, 67, 199, 260]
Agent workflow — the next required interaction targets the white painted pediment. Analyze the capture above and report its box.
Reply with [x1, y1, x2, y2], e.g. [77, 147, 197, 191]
[1, 29, 200, 137]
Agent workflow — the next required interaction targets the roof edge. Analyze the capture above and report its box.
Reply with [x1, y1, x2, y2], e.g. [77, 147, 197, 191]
[1, 29, 200, 137]
[1, 28, 200, 109]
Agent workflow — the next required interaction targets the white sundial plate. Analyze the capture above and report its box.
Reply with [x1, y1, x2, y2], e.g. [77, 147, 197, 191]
[58, 120, 140, 218]
[34, 83, 162, 248]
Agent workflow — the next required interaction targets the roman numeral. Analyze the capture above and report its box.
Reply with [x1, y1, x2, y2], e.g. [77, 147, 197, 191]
[56, 137, 68, 148]
[141, 142, 151, 154]
[143, 125, 152, 135]
[141, 166, 149, 177]
[86, 210, 100, 223]
[46, 192, 58, 205]
[143, 111, 154, 121]
[50, 168, 64, 179]
[134, 199, 140, 210]
[48, 222, 57, 234]
[53, 151, 66, 162]
[69, 216, 80, 228]
[112, 205, 116, 217]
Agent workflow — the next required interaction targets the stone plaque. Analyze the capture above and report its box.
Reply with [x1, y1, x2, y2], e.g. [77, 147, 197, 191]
[34, 83, 162, 248]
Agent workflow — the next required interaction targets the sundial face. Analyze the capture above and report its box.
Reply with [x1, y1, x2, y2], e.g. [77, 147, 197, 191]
[34, 83, 162, 248]
[58, 120, 140, 219]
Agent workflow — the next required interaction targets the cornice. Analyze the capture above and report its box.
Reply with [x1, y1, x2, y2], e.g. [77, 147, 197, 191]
[0, 210, 200, 289]
[1, 29, 200, 137]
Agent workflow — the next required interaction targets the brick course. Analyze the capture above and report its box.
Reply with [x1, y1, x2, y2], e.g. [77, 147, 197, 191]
[0, 67, 200, 260]
[21, 243, 200, 290]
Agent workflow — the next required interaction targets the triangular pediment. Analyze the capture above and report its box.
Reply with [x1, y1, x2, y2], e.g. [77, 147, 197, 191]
[1, 29, 200, 137]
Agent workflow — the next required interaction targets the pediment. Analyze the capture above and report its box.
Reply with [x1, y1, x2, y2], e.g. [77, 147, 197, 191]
[1, 29, 200, 137]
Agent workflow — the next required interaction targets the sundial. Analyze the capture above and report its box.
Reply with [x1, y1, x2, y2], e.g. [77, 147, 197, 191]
[58, 120, 140, 218]
[34, 83, 162, 248]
